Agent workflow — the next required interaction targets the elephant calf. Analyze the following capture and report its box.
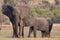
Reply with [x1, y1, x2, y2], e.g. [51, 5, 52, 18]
[23, 16, 53, 38]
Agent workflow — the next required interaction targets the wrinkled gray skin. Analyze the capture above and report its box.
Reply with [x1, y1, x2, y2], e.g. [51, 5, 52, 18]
[23, 16, 53, 38]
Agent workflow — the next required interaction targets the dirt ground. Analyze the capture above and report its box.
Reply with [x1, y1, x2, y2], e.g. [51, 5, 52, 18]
[0, 24, 60, 40]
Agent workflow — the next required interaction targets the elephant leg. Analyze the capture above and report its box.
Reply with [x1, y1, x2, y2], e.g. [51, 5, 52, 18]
[42, 31, 50, 38]
[28, 26, 33, 37]
[33, 26, 36, 38]
[48, 24, 53, 37]
[12, 24, 16, 37]
[48, 32, 50, 38]
[11, 16, 19, 38]
[22, 27, 24, 37]
[13, 22, 19, 38]
[15, 16, 20, 38]
[12, 24, 18, 38]
[19, 20, 24, 38]
[14, 19, 19, 38]
[41, 31, 46, 38]
[19, 25, 24, 38]
[18, 22, 24, 37]
[45, 25, 51, 38]
[49, 24, 53, 32]
[10, 19, 18, 38]
[45, 32, 50, 38]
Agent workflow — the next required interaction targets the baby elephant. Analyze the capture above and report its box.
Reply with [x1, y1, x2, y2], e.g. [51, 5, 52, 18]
[23, 16, 53, 38]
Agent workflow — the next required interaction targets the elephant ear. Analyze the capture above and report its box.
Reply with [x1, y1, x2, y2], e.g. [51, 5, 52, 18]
[14, 1, 30, 19]
[2, 4, 14, 17]
[23, 17, 30, 26]
[20, 6, 30, 19]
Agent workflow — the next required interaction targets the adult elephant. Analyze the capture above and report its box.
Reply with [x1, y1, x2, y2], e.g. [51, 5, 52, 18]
[23, 15, 53, 38]
[2, 4, 19, 37]
[13, 1, 30, 37]
[2, 1, 30, 37]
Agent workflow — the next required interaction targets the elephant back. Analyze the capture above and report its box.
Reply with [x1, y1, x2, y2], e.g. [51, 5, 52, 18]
[36, 17, 49, 31]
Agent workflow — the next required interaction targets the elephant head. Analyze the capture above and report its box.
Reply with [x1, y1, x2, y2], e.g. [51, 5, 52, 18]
[2, 4, 14, 18]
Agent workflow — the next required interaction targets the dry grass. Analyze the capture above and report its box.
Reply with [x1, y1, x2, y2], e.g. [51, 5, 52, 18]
[0, 24, 60, 40]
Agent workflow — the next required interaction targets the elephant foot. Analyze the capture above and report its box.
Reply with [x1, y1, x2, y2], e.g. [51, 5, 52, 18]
[34, 36, 36, 38]
[12, 36, 17, 38]
[12, 35, 19, 38]
[17, 35, 23, 38]
[28, 35, 30, 38]
[18, 33, 24, 38]
[34, 33, 36, 38]
[42, 33, 50, 38]
[45, 35, 50, 38]
[18, 36, 23, 38]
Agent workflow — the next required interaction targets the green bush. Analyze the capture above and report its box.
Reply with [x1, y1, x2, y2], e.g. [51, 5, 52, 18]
[55, 0, 60, 5]
[53, 6, 60, 23]
[4, 0, 17, 5]
[35, 7, 53, 17]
